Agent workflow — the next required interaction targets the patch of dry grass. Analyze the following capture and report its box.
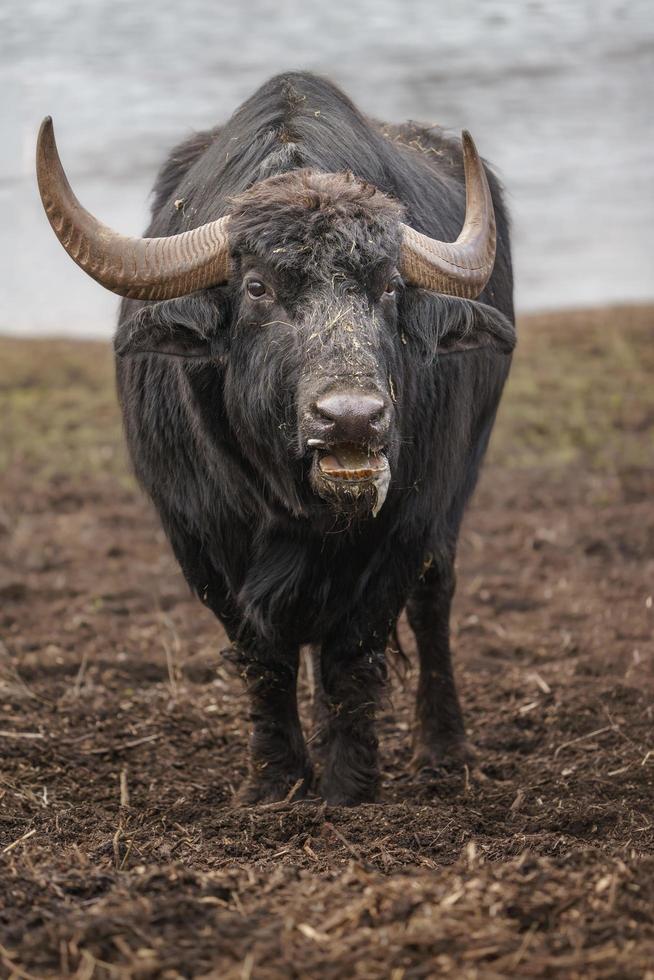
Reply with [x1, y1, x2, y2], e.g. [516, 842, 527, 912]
[0, 337, 126, 483]
[491, 304, 654, 471]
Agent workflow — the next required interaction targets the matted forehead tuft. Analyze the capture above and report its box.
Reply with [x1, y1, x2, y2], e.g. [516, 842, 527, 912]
[231, 169, 403, 220]
[227, 169, 404, 276]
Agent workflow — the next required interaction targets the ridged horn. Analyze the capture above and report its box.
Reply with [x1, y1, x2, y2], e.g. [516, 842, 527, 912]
[36, 117, 231, 301]
[399, 131, 496, 298]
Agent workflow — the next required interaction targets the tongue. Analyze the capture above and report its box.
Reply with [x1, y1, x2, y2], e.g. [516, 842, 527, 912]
[318, 445, 385, 480]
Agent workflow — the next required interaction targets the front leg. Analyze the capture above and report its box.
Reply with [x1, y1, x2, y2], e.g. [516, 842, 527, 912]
[228, 644, 313, 805]
[318, 636, 388, 805]
[163, 535, 313, 805]
[406, 552, 472, 770]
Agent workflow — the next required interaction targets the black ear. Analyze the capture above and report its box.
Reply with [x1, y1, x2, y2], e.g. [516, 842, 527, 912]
[114, 295, 226, 359]
[432, 297, 516, 357]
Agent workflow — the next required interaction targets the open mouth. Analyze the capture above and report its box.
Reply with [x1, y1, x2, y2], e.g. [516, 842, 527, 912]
[310, 443, 391, 517]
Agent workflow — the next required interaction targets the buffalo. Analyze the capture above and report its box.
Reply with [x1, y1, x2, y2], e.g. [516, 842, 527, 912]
[37, 71, 515, 805]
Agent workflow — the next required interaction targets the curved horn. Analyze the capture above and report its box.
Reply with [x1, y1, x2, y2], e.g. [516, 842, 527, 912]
[36, 117, 230, 301]
[399, 131, 496, 298]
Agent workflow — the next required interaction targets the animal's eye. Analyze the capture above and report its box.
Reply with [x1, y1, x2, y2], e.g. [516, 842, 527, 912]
[246, 279, 267, 299]
[384, 276, 401, 296]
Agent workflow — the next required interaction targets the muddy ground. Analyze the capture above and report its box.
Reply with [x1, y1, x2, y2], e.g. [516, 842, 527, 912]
[0, 305, 652, 979]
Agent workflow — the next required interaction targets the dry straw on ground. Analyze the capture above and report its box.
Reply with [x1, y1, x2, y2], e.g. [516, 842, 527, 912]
[0, 305, 653, 978]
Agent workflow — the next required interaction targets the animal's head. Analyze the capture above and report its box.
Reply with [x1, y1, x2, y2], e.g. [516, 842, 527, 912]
[219, 169, 408, 518]
[36, 119, 513, 520]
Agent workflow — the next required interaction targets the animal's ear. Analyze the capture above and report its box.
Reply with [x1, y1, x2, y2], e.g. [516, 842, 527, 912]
[431, 297, 516, 357]
[114, 295, 226, 359]
[114, 324, 215, 358]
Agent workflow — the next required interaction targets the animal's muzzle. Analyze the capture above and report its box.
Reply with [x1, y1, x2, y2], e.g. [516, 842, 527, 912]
[304, 387, 392, 518]
[313, 391, 388, 446]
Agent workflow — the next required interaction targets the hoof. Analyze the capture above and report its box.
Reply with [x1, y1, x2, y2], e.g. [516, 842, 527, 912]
[319, 774, 379, 807]
[236, 769, 312, 806]
[410, 737, 476, 773]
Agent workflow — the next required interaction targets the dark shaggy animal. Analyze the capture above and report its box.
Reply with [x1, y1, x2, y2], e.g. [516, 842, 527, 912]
[37, 72, 515, 805]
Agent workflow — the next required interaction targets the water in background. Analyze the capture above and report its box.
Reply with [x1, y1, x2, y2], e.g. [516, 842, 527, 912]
[1, 0, 652, 336]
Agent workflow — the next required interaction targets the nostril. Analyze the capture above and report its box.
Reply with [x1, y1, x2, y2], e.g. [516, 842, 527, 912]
[314, 398, 338, 422]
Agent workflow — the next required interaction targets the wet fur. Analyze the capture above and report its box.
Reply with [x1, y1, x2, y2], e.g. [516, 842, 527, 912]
[114, 72, 515, 804]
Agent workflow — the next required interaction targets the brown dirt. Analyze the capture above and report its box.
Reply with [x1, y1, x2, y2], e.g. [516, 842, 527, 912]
[1, 305, 653, 979]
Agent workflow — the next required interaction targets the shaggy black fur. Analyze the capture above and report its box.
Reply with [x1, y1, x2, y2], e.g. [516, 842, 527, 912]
[114, 72, 515, 805]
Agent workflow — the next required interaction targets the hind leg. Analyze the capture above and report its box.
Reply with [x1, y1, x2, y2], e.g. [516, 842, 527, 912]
[406, 552, 472, 770]
[306, 645, 330, 760]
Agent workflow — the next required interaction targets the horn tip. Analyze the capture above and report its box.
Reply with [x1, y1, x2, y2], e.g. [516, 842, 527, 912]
[38, 117, 54, 147]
